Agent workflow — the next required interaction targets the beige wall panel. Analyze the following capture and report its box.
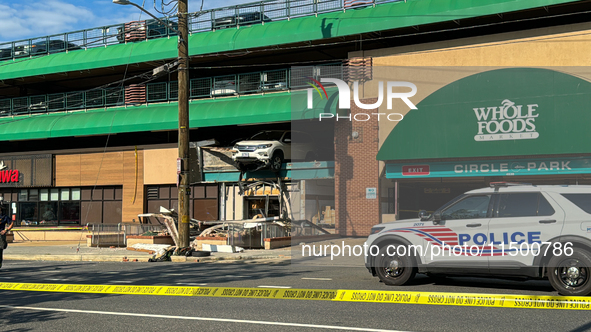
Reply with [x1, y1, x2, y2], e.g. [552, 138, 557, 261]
[349, 22, 591, 175]
[80, 152, 124, 186]
[354, 22, 591, 67]
[144, 148, 177, 185]
[55, 155, 81, 187]
[122, 150, 144, 223]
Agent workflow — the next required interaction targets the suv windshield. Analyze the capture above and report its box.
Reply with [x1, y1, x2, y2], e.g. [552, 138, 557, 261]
[250, 131, 284, 141]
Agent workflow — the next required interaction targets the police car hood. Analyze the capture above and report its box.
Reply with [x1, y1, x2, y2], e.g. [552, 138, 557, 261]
[382, 218, 421, 225]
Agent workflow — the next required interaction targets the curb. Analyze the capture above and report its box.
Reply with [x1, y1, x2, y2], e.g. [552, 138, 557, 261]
[4, 254, 292, 263]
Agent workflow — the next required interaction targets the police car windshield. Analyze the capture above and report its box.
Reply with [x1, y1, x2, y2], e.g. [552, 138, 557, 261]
[429, 194, 467, 220]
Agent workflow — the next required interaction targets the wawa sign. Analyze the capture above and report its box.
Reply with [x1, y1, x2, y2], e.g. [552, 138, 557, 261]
[0, 161, 18, 183]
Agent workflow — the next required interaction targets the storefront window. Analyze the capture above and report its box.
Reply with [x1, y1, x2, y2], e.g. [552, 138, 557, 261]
[72, 188, 80, 200]
[20, 202, 38, 226]
[40, 189, 49, 201]
[60, 189, 70, 201]
[50, 189, 59, 201]
[13, 188, 82, 226]
[59, 202, 80, 225]
[39, 202, 58, 226]
[29, 189, 39, 201]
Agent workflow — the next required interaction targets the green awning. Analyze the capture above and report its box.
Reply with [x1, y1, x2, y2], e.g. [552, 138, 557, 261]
[0, 0, 579, 80]
[0, 92, 296, 141]
[377, 68, 591, 161]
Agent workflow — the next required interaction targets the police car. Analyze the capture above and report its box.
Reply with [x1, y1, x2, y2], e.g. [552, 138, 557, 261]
[365, 183, 591, 296]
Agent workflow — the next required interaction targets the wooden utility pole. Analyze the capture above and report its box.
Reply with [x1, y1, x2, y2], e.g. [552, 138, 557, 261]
[177, 0, 190, 248]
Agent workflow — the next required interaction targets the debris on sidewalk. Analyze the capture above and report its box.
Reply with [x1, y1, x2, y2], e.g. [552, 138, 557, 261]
[147, 245, 195, 262]
[201, 244, 244, 253]
[128, 243, 172, 255]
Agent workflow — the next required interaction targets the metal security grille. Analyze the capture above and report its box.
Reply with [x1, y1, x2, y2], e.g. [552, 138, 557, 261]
[238, 72, 261, 94]
[316, 64, 343, 82]
[290, 66, 315, 89]
[261, 70, 288, 91]
[29, 95, 47, 113]
[105, 88, 124, 106]
[66, 92, 84, 110]
[85, 90, 105, 108]
[190, 78, 211, 98]
[47, 93, 65, 111]
[147, 82, 168, 102]
[169, 81, 178, 100]
[0, 65, 337, 117]
[11, 97, 29, 115]
[0, 99, 11, 115]
[212, 75, 237, 96]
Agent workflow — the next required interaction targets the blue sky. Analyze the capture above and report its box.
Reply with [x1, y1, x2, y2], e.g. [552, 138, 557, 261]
[0, 0, 249, 43]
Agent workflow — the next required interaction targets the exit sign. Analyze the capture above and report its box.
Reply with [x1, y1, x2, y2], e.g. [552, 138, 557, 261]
[402, 165, 430, 176]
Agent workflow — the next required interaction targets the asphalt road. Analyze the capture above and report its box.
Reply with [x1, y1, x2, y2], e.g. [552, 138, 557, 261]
[0, 260, 590, 332]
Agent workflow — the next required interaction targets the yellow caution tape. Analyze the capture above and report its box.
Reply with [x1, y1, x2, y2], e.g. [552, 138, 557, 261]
[1, 282, 590, 310]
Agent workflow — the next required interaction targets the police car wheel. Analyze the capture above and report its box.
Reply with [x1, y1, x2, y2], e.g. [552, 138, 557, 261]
[548, 249, 591, 296]
[375, 245, 416, 286]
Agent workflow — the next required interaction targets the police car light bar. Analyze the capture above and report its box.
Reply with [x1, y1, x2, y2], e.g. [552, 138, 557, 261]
[489, 182, 533, 188]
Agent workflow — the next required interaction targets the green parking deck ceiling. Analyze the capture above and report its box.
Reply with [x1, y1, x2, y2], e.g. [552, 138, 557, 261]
[0, 0, 579, 81]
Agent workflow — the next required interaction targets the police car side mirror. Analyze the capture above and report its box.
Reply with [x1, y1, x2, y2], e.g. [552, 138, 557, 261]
[418, 210, 430, 221]
[432, 212, 442, 225]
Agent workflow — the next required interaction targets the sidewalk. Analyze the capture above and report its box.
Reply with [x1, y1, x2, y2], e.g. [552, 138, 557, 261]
[3, 241, 292, 263]
[3, 237, 368, 265]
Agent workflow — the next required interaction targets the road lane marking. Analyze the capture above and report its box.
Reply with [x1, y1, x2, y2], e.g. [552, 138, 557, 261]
[165, 274, 184, 276]
[108, 281, 133, 283]
[0, 277, 14, 279]
[302, 278, 333, 281]
[0, 282, 590, 310]
[176, 283, 208, 286]
[0, 305, 406, 332]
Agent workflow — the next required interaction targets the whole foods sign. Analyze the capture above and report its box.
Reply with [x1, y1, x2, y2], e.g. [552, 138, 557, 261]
[473, 99, 539, 141]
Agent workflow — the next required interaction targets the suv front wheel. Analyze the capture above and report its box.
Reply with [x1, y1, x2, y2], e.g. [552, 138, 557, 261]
[548, 249, 591, 296]
[270, 150, 284, 173]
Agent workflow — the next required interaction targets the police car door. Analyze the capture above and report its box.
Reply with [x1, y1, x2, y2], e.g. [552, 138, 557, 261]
[487, 192, 564, 271]
[424, 194, 492, 270]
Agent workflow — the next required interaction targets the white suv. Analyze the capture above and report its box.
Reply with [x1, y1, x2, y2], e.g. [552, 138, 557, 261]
[232, 130, 291, 172]
[365, 183, 591, 296]
[232, 130, 318, 172]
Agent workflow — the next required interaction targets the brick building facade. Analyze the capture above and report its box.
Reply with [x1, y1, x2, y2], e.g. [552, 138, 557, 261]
[335, 99, 380, 236]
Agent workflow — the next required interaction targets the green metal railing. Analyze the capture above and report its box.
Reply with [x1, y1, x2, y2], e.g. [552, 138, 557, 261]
[0, 0, 403, 61]
[0, 64, 342, 116]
